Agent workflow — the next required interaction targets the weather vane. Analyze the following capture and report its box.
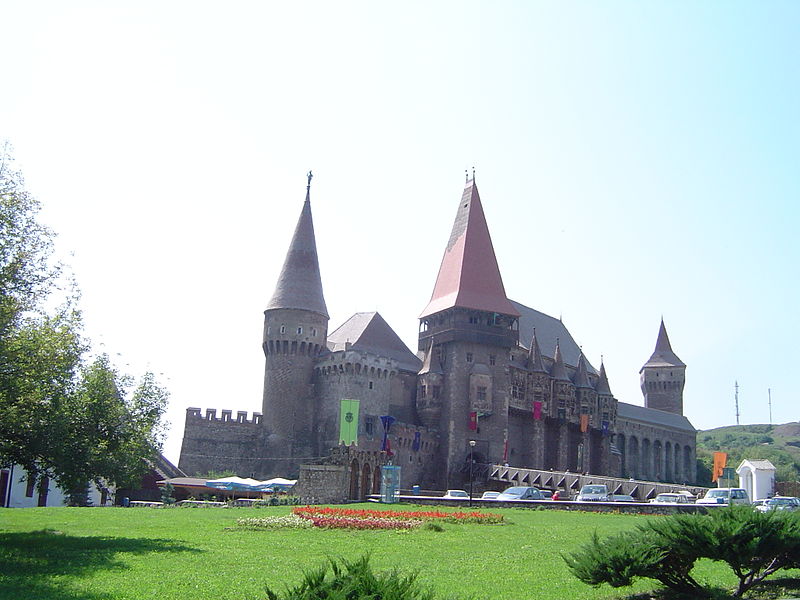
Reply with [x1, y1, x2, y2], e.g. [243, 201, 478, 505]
[307, 170, 313, 189]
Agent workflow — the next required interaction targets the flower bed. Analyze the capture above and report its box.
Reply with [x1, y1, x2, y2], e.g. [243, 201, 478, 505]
[293, 506, 504, 526]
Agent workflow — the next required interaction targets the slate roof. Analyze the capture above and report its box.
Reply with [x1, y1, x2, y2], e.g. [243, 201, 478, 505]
[512, 300, 598, 374]
[617, 402, 695, 432]
[641, 319, 684, 370]
[420, 179, 519, 319]
[327, 312, 422, 373]
[265, 185, 329, 318]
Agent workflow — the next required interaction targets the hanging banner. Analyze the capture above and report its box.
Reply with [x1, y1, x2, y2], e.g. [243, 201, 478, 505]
[412, 431, 421, 452]
[712, 451, 728, 482]
[580, 414, 589, 433]
[380, 415, 396, 454]
[339, 399, 360, 445]
[468, 411, 478, 431]
[502, 436, 509, 463]
[533, 401, 542, 421]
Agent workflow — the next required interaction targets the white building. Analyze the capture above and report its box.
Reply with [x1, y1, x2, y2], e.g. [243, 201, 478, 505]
[737, 459, 776, 501]
[1, 465, 111, 508]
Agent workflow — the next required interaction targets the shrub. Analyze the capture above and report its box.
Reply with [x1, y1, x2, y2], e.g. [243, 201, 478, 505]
[263, 555, 437, 600]
[564, 506, 800, 598]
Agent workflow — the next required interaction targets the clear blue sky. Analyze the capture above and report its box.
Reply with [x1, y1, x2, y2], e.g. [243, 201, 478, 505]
[1, 2, 798, 464]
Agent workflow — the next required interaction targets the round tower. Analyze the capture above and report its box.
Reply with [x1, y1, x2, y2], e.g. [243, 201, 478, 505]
[639, 319, 686, 415]
[262, 172, 329, 463]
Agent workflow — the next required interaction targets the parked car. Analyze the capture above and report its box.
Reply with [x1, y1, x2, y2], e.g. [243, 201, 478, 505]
[576, 484, 609, 502]
[650, 493, 691, 504]
[756, 496, 800, 512]
[480, 491, 500, 500]
[696, 488, 750, 505]
[608, 494, 636, 503]
[442, 489, 469, 499]
[496, 486, 544, 501]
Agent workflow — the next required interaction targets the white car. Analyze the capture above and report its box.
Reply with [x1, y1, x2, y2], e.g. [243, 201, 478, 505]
[442, 489, 469, 499]
[650, 493, 691, 504]
[481, 491, 500, 500]
[696, 488, 750, 505]
[576, 484, 609, 502]
[756, 496, 800, 512]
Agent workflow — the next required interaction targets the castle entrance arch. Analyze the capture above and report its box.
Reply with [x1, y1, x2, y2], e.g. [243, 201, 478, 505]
[361, 463, 372, 499]
[349, 459, 360, 500]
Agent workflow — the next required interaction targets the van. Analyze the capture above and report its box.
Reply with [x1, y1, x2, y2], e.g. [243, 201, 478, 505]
[696, 487, 750, 505]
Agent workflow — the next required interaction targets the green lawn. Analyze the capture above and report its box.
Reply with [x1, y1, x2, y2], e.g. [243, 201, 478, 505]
[0, 504, 790, 600]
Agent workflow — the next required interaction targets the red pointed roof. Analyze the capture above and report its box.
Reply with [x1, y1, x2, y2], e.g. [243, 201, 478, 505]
[640, 319, 685, 370]
[420, 179, 519, 319]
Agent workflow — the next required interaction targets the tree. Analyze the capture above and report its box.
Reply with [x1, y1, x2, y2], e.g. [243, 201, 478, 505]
[0, 143, 168, 498]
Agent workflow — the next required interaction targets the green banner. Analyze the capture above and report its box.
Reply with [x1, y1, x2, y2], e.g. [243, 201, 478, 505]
[339, 399, 360, 445]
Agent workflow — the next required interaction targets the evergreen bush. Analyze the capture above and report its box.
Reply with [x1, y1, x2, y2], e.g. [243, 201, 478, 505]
[263, 555, 439, 600]
[564, 506, 800, 598]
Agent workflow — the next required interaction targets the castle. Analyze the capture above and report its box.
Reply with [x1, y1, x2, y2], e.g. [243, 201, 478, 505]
[179, 174, 696, 490]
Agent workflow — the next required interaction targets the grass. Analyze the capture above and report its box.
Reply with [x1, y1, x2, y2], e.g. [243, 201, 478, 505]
[0, 504, 797, 600]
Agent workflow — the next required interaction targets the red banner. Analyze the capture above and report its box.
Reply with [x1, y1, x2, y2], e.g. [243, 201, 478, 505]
[533, 401, 542, 420]
[468, 411, 477, 431]
[502, 438, 508, 463]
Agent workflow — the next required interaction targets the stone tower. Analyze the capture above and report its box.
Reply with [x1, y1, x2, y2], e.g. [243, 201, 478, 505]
[639, 319, 686, 414]
[418, 176, 520, 485]
[262, 173, 329, 468]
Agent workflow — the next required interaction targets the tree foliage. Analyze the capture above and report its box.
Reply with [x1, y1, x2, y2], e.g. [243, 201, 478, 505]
[0, 143, 168, 497]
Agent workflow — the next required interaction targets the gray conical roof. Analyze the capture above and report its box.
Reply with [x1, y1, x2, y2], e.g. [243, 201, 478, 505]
[550, 340, 570, 381]
[640, 319, 684, 370]
[265, 181, 328, 318]
[595, 360, 612, 395]
[527, 329, 547, 373]
[573, 352, 592, 389]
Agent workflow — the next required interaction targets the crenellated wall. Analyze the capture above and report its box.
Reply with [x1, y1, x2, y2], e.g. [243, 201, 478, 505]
[178, 408, 263, 478]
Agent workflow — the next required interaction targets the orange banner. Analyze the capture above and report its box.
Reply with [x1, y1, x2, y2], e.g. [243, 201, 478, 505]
[712, 451, 727, 482]
[580, 414, 589, 433]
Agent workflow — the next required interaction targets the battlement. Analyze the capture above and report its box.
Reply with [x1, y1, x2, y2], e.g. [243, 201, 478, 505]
[185, 407, 262, 425]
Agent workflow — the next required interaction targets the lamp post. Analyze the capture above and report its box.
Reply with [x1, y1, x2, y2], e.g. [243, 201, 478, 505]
[469, 440, 476, 507]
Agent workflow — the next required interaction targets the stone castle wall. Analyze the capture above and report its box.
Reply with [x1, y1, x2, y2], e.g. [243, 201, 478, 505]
[178, 408, 262, 478]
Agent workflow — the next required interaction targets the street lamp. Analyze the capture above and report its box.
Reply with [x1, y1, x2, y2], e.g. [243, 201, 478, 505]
[469, 440, 476, 507]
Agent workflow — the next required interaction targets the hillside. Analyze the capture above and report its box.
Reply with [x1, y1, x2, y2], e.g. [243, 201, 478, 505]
[696, 422, 800, 485]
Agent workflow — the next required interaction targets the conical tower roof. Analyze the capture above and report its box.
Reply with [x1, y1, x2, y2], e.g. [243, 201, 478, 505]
[420, 177, 519, 319]
[550, 339, 570, 381]
[527, 329, 547, 373]
[640, 319, 685, 371]
[265, 175, 328, 318]
[573, 352, 592, 389]
[595, 360, 612, 395]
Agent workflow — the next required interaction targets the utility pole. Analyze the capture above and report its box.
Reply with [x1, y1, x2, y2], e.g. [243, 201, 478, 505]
[768, 388, 772, 424]
[734, 381, 740, 426]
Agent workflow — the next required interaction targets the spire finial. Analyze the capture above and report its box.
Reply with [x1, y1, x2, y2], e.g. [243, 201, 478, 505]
[465, 169, 469, 182]
[307, 170, 313, 190]
[472, 166, 476, 181]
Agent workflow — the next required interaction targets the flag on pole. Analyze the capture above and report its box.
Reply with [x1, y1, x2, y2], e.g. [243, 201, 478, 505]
[712, 451, 727, 482]
[339, 399, 360, 445]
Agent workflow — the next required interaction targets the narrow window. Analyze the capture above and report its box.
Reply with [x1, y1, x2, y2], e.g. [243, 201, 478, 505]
[312, 328, 317, 337]
[477, 386, 487, 403]
[280, 325, 286, 334]
[297, 326, 303, 335]
[420, 385, 427, 399]
[489, 354, 496, 366]
[466, 352, 473, 363]
[369, 381, 374, 390]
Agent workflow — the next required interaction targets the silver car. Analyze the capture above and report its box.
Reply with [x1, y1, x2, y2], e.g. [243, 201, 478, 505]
[756, 496, 800, 512]
[576, 484, 609, 502]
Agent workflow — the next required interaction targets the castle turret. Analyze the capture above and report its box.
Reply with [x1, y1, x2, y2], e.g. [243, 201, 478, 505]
[418, 175, 519, 485]
[262, 172, 329, 466]
[639, 319, 686, 414]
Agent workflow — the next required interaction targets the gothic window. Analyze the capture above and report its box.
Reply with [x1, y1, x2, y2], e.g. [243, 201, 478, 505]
[477, 386, 487, 403]
[489, 355, 496, 366]
[280, 325, 286, 334]
[511, 383, 522, 399]
[466, 352, 473, 363]
[365, 418, 375, 436]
